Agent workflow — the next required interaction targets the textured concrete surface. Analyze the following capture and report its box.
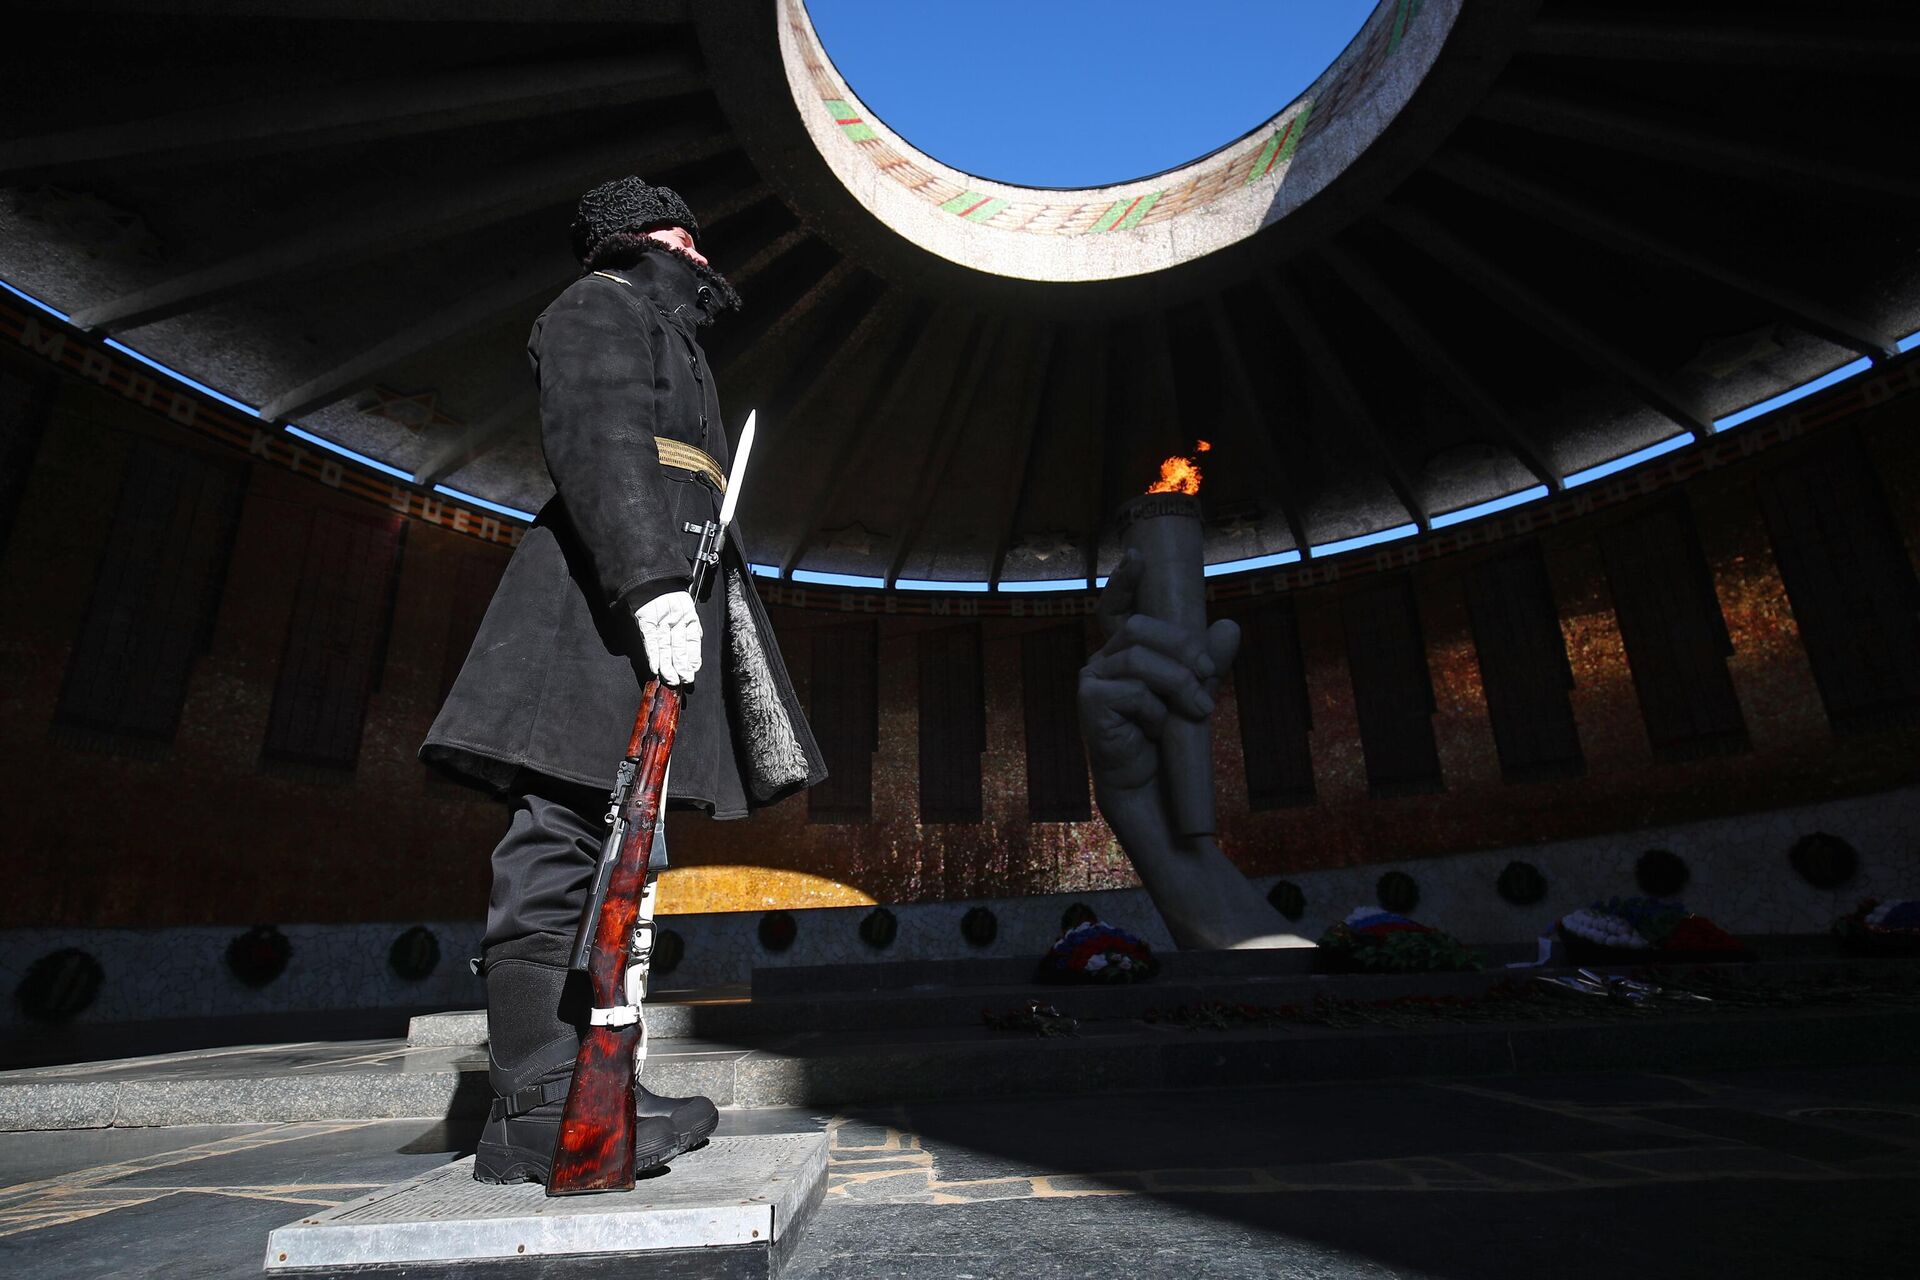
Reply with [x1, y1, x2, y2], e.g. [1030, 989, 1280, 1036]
[5, 955, 1917, 1129]
[264, 1136, 824, 1274]
[3, 1067, 1915, 1278]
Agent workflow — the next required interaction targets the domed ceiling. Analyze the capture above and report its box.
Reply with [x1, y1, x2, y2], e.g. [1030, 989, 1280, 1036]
[2, 0, 1913, 590]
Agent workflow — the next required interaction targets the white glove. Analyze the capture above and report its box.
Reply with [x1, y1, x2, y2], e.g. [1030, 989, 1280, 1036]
[634, 590, 702, 685]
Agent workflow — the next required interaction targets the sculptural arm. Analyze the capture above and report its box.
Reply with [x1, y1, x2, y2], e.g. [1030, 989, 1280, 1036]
[1079, 551, 1313, 951]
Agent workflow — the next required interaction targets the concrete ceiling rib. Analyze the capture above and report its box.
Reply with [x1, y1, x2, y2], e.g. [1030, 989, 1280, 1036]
[411, 388, 538, 488]
[1206, 298, 1311, 560]
[1376, 203, 1716, 444]
[1475, 89, 1920, 206]
[1427, 150, 1899, 362]
[778, 302, 947, 579]
[0, 52, 704, 179]
[1265, 271, 1432, 532]
[258, 267, 567, 425]
[69, 131, 735, 333]
[1522, 18, 1919, 71]
[987, 327, 1063, 589]
[1318, 241, 1560, 493]
[35, 1, 690, 21]
[885, 319, 1004, 588]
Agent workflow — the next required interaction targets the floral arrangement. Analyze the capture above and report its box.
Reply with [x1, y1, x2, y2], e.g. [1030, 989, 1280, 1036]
[1034, 921, 1159, 984]
[1558, 897, 1743, 960]
[1833, 899, 1920, 953]
[1316, 908, 1483, 973]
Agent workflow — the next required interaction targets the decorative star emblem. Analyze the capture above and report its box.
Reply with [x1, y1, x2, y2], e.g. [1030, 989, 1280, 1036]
[1685, 326, 1782, 380]
[15, 185, 164, 264]
[1012, 531, 1077, 563]
[1218, 515, 1259, 540]
[821, 522, 882, 555]
[360, 385, 461, 433]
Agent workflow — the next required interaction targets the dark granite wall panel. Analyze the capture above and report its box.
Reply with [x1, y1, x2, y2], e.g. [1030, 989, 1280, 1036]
[1464, 541, 1582, 782]
[806, 619, 878, 822]
[1340, 575, 1442, 794]
[1229, 596, 1315, 807]
[1756, 431, 1920, 733]
[1598, 496, 1747, 759]
[260, 508, 404, 769]
[5, 355, 1920, 927]
[917, 623, 985, 823]
[53, 437, 244, 746]
[0, 368, 48, 555]
[1019, 622, 1090, 823]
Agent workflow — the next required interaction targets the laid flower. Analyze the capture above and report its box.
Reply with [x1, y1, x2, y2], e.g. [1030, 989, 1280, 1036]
[1318, 911, 1482, 973]
[1664, 915, 1742, 951]
[1560, 907, 1653, 949]
[1034, 920, 1159, 984]
[1865, 900, 1920, 933]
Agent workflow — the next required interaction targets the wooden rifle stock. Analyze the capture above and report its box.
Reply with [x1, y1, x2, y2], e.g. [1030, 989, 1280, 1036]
[546, 676, 681, 1195]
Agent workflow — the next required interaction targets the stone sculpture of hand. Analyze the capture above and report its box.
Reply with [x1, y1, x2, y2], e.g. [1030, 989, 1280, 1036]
[1078, 549, 1311, 951]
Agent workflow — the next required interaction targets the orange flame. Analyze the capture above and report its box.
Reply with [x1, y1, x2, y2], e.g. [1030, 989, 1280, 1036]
[1146, 440, 1208, 495]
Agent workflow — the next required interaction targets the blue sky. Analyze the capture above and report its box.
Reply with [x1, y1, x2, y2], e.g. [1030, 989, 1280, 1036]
[807, 0, 1378, 188]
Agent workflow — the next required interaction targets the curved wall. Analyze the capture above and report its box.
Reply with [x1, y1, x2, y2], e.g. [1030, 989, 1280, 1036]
[3, 335, 1915, 931]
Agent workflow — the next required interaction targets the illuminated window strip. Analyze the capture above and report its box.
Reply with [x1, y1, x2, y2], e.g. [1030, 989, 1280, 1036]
[1712, 356, 1873, 432]
[896, 577, 990, 592]
[997, 578, 1092, 593]
[103, 337, 260, 418]
[1563, 433, 1691, 489]
[1311, 523, 1419, 558]
[1202, 549, 1303, 577]
[283, 424, 414, 482]
[0, 278, 71, 322]
[1429, 483, 1550, 529]
[1899, 327, 1920, 354]
[431, 483, 536, 522]
[750, 562, 782, 578]
[791, 568, 886, 588]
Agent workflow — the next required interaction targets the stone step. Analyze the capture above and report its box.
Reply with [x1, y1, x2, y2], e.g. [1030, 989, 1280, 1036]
[5, 1000, 1914, 1131]
[412, 952, 1920, 1048]
[408, 986, 750, 1048]
[264, 1135, 826, 1278]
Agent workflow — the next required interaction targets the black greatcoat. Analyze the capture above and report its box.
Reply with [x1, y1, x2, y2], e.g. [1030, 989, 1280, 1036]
[421, 248, 825, 818]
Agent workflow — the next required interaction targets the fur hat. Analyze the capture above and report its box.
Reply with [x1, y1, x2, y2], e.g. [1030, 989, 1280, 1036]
[568, 176, 700, 263]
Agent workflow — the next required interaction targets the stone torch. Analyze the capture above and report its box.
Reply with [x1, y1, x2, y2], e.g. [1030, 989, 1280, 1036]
[1114, 444, 1215, 839]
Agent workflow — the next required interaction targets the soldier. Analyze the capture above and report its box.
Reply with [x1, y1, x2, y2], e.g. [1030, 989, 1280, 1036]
[422, 176, 827, 1184]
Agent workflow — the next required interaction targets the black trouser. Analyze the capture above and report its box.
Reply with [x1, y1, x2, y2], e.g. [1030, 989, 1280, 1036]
[483, 774, 667, 951]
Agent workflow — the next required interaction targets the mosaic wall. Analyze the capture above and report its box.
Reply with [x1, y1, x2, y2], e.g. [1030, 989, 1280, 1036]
[1, 341, 1917, 935]
[666, 400, 1920, 906]
[8, 782, 1913, 1028]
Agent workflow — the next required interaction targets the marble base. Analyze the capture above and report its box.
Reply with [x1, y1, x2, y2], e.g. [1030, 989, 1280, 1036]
[263, 1135, 826, 1276]
[8, 784, 1918, 1029]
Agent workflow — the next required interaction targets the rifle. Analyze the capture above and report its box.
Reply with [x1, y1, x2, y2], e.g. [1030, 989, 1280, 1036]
[547, 412, 758, 1196]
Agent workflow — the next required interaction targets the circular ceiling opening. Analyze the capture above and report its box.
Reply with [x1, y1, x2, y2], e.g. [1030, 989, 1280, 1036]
[807, 0, 1378, 190]
[780, 0, 1461, 282]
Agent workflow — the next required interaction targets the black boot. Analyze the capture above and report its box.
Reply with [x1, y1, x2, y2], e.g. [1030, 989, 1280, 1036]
[472, 933, 717, 1185]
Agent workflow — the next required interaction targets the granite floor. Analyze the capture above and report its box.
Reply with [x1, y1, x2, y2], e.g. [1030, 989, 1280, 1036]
[1, 1064, 1914, 1278]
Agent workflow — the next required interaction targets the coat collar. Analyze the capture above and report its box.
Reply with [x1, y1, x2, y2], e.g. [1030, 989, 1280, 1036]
[601, 247, 720, 327]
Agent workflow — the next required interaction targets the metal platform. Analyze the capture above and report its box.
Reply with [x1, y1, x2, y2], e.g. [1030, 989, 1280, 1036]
[263, 1133, 826, 1277]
